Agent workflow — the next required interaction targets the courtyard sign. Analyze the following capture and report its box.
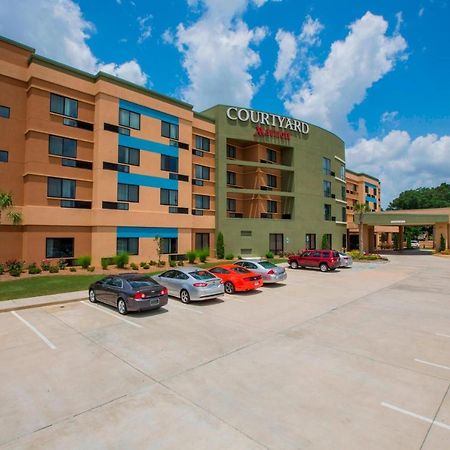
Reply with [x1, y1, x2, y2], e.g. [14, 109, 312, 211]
[226, 107, 310, 135]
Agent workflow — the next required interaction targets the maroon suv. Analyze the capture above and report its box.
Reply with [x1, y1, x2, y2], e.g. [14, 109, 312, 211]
[288, 250, 340, 272]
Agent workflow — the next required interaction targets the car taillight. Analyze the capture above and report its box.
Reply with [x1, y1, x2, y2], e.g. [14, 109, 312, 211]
[193, 282, 207, 287]
[134, 291, 146, 300]
[267, 269, 274, 275]
[220, 280, 224, 284]
[160, 288, 168, 296]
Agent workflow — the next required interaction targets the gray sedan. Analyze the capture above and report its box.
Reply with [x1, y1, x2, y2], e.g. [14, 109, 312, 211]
[339, 252, 353, 268]
[234, 259, 287, 283]
[155, 267, 224, 303]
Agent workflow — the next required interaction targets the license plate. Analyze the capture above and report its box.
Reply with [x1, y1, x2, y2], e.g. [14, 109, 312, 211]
[150, 299, 159, 306]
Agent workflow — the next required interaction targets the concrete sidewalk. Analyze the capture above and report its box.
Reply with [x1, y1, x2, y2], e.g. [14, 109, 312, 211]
[0, 290, 86, 313]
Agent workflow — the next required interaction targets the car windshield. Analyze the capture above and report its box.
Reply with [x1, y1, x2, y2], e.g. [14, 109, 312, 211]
[127, 278, 157, 289]
[189, 270, 215, 280]
[259, 261, 276, 269]
[232, 267, 250, 274]
[339, 252, 347, 257]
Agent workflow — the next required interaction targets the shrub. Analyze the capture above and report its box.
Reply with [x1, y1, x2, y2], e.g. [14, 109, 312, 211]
[177, 260, 184, 266]
[58, 258, 68, 270]
[130, 262, 139, 270]
[225, 253, 234, 260]
[69, 267, 77, 272]
[321, 235, 330, 250]
[0, 263, 4, 275]
[149, 260, 157, 266]
[27, 263, 42, 275]
[186, 251, 196, 264]
[76, 255, 91, 269]
[101, 259, 109, 270]
[143, 264, 150, 269]
[40, 260, 51, 271]
[115, 252, 129, 269]
[169, 260, 176, 267]
[157, 260, 166, 267]
[6, 259, 24, 274]
[265, 251, 274, 259]
[9, 268, 22, 277]
[216, 231, 225, 260]
[197, 248, 209, 263]
[440, 234, 446, 252]
[140, 261, 146, 267]
[406, 236, 412, 249]
[87, 266, 95, 272]
[49, 265, 59, 273]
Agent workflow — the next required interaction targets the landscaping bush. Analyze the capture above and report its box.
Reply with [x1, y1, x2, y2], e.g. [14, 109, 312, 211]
[49, 266, 59, 273]
[76, 255, 91, 269]
[186, 251, 196, 264]
[157, 260, 166, 267]
[115, 252, 129, 269]
[169, 260, 176, 268]
[69, 267, 77, 272]
[58, 258, 68, 270]
[27, 263, 42, 275]
[101, 259, 109, 270]
[130, 262, 139, 270]
[177, 260, 184, 266]
[143, 264, 150, 269]
[9, 268, 22, 277]
[87, 266, 95, 272]
[6, 259, 24, 276]
[406, 236, 412, 249]
[149, 260, 157, 266]
[225, 253, 234, 260]
[0, 263, 4, 275]
[40, 260, 50, 271]
[216, 231, 225, 260]
[197, 248, 209, 263]
[440, 234, 446, 252]
[140, 261, 146, 268]
[265, 251, 274, 259]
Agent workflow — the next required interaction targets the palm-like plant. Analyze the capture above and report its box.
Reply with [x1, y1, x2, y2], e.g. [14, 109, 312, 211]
[0, 192, 22, 225]
[354, 203, 370, 253]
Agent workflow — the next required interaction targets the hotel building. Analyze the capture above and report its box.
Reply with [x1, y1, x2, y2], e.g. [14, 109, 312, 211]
[1, 36, 358, 265]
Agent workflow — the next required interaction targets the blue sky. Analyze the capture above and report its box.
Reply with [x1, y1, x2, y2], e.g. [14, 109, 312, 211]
[1, 0, 449, 205]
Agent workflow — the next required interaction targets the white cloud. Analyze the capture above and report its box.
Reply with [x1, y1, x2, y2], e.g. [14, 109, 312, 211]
[381, 111, 398, 123]
[137, 14, 152, 44]
[419, 7, 425, 17]
[347, 131, 450, 206]
[0, 0, 148, 85]
[171, 0, 269, 109]
[283, 12, 407, 142]
[299, 15, 324, 46]
[274, 30, 297, 82]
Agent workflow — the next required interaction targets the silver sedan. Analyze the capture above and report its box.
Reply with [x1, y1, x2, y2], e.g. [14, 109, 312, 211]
[234, 259, 287, 283]
[339, 252, 353, 268]
[155, 267, 224, 303]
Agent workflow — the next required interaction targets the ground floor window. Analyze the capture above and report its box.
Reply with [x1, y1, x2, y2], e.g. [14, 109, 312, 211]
[305, 234, 316, 250]
[46, 238, 74, 258]
[322, 234, 332, 250]
[117, 237, 139, 255]
[161, 237, 178, 254]
[269, 233, 284, 254]
[342, 234, 347, 250]
[195, 233, 210, 250]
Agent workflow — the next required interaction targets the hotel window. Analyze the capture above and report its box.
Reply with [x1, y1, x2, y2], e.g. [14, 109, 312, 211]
[118, 145, 140, 166]
[195, 233, 210, 250]
[117, 238, 139, 255]
[323, 157, 331, 176]
[267, 200, 277, 213]
[194, 164, 210, 180]
[160, 188, 178, 206]
[373, 187, 377, 196]
[227, 171, 236, 186]
[341, 185, 346, 200]
[267, 148, 277, 163]
[324, 204, 332, 221]
[0, 105, 10, 118]
[161, 121, 179, 140]
[47, 177, 76, 199]
[269, 233, 284, 254]
[161, 237, 178, 254]
[46, 238, 74, 258]
[323, 180, 332, 197]
[49, 135, 77, 158]
[340, 165, 345, 179]
[195, 194, 210, 210]
[161, 155, 178, 173]
[323, 234, 332, 249]
[50, 93, 78, 118]
[117, 183, 139, 202]
[0, 150, 8, 162]
[227, 144, 236, 159]
[119, 108, 140, 130]
[305, 234, 316, 250]
[342, 207, 346, 222]
[267, 174, 277, 188]
[227, 198, 236, 211]
[195, 135, 210, 152]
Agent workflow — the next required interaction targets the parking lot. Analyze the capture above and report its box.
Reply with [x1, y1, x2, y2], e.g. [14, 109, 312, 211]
[1, 253, 450, 449]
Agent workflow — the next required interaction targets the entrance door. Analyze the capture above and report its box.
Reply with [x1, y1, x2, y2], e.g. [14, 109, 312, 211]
[195, 233, 210, 251]
[269, 233, 284, 255]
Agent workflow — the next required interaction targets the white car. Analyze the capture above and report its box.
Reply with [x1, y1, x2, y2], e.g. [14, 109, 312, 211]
[338, 252, 353, 268]
[410, 240, 420, 249]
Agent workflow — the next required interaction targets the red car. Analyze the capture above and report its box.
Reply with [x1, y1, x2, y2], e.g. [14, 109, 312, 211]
[208, 264, 263, 294]
[288, 250, 340, 272]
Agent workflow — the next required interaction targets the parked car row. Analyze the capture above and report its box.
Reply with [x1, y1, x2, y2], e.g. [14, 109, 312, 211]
[88, 259, 287, 315]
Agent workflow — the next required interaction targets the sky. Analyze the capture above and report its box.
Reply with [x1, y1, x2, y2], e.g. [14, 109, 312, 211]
[1, 0, 449, 207]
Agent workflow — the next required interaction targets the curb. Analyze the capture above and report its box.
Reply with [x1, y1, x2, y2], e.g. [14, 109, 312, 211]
[0, 292, 87, 313]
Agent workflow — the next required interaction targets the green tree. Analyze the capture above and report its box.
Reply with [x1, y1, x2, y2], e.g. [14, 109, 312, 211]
[216, 231, 224, 259]
[154, 236, 162, 263]
[388, 183, 450, 210]
[0, 192, 22, 225]
[393, 233, 399, 251]
[354, 203, 370, 253]
[440, 234, 446, 252]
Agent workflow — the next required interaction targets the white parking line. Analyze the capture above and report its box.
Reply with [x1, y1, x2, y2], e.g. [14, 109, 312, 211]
[80, 301, 142, 328]
[168, 302, 203, 314]
[381, 402, 450, 431]
[414, 358, 450, 371]
[436, 333, 450, 339]
[11, 311, 56, 350]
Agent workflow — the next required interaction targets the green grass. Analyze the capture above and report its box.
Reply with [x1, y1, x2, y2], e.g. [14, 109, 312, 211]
[0, 258, 288, 301]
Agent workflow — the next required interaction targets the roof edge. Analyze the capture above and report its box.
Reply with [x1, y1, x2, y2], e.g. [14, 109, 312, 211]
[0, 35, 35, 53]
[346, 168, 380, 183]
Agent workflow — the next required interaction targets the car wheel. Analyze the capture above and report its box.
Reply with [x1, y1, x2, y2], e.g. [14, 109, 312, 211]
[330, 268, 336, 271]
[290, 261, 298, 269]
[180, 289, 191, 304]
[117, 298, 128, 315]
[319, 263, 328, 272]
[224, 281, 235, 294]
[88, 289, 96, 303]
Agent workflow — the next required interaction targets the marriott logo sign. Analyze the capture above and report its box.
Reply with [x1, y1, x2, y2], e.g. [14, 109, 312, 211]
[226, 107, 310, 136]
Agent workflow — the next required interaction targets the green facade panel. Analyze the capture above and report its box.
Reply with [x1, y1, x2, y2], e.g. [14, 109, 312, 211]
[201, 105, 347, 256]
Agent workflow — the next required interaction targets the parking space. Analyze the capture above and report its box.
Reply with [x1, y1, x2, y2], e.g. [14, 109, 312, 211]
[1, 254, 450, 449]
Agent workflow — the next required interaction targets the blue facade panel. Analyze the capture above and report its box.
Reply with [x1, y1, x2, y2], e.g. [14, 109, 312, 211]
[117, 227, 178, 239]
[119, 99, 179, 125]
[365, 196, 377, 203]
[364, 182, 378, 190]
[119, 134, 178, 157]
[118, 172, 178, 190]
